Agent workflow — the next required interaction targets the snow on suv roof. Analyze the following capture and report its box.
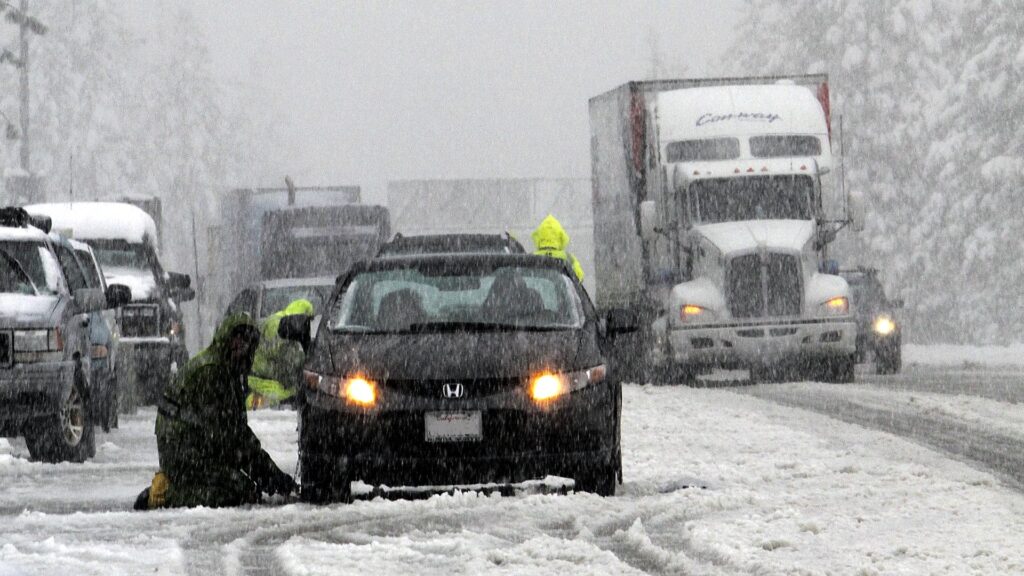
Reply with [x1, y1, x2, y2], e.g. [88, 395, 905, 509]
[0, 225, 50, 243]
[26, 202, 158, 246]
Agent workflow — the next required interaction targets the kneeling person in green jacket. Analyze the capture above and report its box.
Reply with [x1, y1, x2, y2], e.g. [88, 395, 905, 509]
[136, 313, 296, 509]
[247, 298, 314, 410]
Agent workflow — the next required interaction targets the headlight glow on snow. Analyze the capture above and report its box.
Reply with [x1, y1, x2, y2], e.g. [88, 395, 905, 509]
[873, 315, 896, 336]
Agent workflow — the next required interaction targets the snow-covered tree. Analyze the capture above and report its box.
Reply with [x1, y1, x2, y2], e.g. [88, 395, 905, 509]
[726, 0, 1024, 344]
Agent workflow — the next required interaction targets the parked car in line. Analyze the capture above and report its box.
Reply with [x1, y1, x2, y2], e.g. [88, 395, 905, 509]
[280, 253, 637, 503]
[376, 233, 526, 258]
[225, 276, 335, 322]
[0, 208, 130, 463]
[68, 238, 123, 431]
[26, 202, 195, 407]
[840, 267, 903, 374]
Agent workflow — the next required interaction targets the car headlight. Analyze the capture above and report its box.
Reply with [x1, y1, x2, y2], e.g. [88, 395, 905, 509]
[14, 329, 63, 352]
[303, 370, 378, 407]
[873, 315, 897, 336]
[680, 304, 715, 323]
[818, 296, 849, 316]
[528, 365, 606, 404]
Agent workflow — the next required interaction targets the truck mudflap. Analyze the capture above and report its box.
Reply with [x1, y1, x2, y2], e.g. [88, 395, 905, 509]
[667, 317, 856, 368]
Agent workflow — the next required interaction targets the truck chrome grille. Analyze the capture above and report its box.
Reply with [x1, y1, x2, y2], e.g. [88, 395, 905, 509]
[120, 304, 161, 338]
[727, 253, 802, 319]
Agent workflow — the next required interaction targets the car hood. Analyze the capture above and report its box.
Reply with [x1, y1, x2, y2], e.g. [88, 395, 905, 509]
[322, 329, 583, 381]
[0, 294, 63, 327]
[695, 219, 814, 255]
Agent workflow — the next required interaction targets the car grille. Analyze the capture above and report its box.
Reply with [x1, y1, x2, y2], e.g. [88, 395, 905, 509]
[727, 253, 802, 319]
[384, 377, 524, 400]
[0, 331, 11, 367]
[120, 304, 161, 338]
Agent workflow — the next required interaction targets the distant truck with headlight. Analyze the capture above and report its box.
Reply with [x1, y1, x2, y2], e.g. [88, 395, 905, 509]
[589, 74, 864, 382]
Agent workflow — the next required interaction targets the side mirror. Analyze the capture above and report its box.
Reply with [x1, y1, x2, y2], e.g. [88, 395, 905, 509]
[105, 283, 132, 308]
[170, 287, 196, 303]
[891, 298, 905, 309]
[278, 314, 312, 351]
[639, 200, 658, 239]
[167, 272, 192, 289]
[73, 288, 107, 314]
[848, 189, 865, 232]
[821, 259, 840, 275]
[604, 308, 640, 337]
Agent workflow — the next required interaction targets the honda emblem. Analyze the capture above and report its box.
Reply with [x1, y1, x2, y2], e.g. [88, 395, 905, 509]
[442, 382, 464, 399]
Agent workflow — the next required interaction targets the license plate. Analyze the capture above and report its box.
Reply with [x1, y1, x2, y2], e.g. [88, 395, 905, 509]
[424, 411, 482, 442]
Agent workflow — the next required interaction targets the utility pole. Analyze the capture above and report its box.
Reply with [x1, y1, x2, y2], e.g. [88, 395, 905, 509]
[18, 0, 31, 175]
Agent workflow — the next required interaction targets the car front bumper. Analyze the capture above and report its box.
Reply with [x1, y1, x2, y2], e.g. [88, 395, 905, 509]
[667, 317, 857, 368]
[301, 381, 617, 486]
[0, 360, 76, 433]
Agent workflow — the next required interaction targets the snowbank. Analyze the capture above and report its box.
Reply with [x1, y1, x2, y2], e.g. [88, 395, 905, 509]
[905, 343, 1024, 368]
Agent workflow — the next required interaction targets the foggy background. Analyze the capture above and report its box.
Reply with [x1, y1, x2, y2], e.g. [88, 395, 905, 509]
[2, 1, 1021, 345]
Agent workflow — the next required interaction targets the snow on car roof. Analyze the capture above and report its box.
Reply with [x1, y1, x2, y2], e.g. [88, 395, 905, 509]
[0, 225, 50, 243]
[656, 84, 828, 141]
[25, 202, 158, 246]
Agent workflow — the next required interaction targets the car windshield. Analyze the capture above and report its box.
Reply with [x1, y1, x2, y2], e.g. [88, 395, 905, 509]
[330, 263, 584, 333]
[262, 285, 328, 318]
[691, 175, 813, 223]
[91, 241, 151, 271]
[0, 240, 62, 295]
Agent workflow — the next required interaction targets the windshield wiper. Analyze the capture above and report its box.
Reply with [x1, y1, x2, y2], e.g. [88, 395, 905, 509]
[403, 321, 572, 333]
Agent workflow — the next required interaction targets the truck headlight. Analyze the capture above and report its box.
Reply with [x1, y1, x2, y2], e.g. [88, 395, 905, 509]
[528, 365, 606, 404]
[873, 315, 896, 336]
[14, 329, 63, 352]
[818, 297, 849, 316]
[680, 305, 714, 323]
[303, 370, 377, 407]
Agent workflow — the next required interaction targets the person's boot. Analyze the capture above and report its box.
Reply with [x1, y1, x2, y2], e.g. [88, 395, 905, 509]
[133, 487, 151, 511]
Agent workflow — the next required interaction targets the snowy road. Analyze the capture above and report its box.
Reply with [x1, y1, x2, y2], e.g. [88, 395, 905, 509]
[4, 365, 1024, 574]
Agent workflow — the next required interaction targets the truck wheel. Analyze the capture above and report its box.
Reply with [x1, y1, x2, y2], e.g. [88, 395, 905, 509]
[823, 355, 856, 384]
[574, 461, 617, 496]
[25, 371, 96, 463]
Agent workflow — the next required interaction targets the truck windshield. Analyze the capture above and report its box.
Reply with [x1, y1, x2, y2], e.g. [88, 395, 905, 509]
[330, 264, 583, 333]
[691, 175, 814, 223]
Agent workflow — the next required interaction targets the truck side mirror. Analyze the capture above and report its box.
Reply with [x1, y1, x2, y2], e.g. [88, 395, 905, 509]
[848, 190, 865, 232]
[639, 200, 658, 239]
[105, 284, 132, 308]
[167, 272, 192, 289]
[891, 298, 905, 309]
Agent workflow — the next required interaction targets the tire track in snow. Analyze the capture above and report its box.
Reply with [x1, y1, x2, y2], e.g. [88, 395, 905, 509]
[736, 383, 1024, 491]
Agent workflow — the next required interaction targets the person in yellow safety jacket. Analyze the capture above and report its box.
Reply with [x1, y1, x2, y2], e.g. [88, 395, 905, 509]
[531, 214, 584, 283]
[247, 298, 315, 409]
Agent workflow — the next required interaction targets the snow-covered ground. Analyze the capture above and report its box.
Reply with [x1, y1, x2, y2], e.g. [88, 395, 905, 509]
[4, 381, 1024, 574]
[905, 343, 1024, 368]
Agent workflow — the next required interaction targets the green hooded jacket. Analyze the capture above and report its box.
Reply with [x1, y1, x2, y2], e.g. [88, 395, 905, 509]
[155, 313, 287, 507]
[531, 214, 584, 282]
[247, 299, 314, 409]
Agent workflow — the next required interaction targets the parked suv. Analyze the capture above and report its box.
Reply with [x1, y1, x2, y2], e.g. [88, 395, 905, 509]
[0, 208, 130, 462]
[27, 203, 195, 407]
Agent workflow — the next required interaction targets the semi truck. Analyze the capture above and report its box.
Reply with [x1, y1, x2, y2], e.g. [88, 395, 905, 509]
[205, 185, 390, 341]
[589, 75, 864, 383]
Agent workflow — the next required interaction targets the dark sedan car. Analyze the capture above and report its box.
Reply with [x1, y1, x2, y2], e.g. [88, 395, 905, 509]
[282, 253, 634, 503]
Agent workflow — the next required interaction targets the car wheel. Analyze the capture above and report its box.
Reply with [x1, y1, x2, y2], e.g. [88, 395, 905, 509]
[25, 368, 96, 463]
[298, 404, 352, 504]
[876, 343, 902, 375]
[574, 461, 617, 496]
